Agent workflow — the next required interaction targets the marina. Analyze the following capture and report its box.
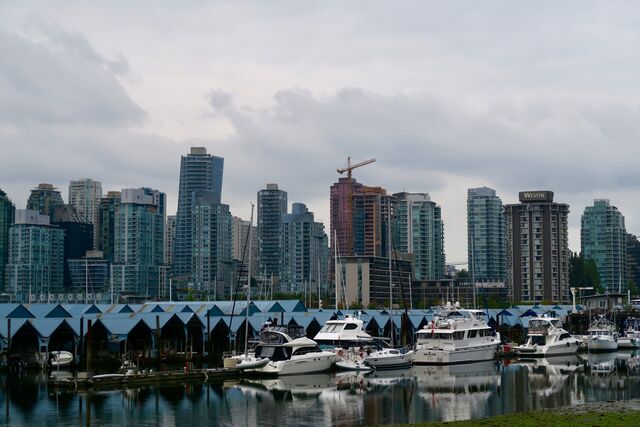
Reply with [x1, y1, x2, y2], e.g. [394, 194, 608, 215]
[5, 351, 640, 426]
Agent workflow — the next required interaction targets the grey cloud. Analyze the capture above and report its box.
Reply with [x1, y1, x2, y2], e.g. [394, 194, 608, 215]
[0, 26, 144, 127]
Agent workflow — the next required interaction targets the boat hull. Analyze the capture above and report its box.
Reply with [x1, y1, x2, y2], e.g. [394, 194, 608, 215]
[413, 343, 498, 365]
[618, 337, 640, 349]
[365, 350, 413, 369]
[249, 352, 335, 376]
[516, 340, 580, 357]
[587, 338, 618, 353]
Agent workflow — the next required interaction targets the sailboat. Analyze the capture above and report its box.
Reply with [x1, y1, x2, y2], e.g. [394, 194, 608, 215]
[223, 204, 269, 370]
[365, 203, 413, 370]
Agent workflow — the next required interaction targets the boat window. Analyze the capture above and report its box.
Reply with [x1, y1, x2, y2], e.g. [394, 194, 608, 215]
[531, 336, 546, 346]
[454, 331, 465, 340]
[344, 323, 358, 330]
[434, 333, 453, 340]
[468, 330, 478, 338]
[255, 346, 291, 361]
[559, 333, 571, 340]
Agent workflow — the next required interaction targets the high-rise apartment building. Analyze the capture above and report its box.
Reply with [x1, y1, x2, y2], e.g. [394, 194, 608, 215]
[165, 215, 176, 266]
[330, 177, 365, 258]
[281, 203, 329, 295]
[174, 147, 224, 283]
[51, 204, 94, 288]
[98, 191, 121, 263]
[69, 178, 102, 249]
[27, 183, 64, 218]
[353, 186, 393, 258]
[191, 190, 233, 299]
[394, 192, 445, 280]
[0, 189, 15, 291]
[467, 187, 506, 283]
[505, 191, 570, 304]
[257, 184, 288, 283]
[581, 199, 626, 292]
[112, 188, 166, 299]
[627, 233, 640, 292]
[5, 210, 64, 302]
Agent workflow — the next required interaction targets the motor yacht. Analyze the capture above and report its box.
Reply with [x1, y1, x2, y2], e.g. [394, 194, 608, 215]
[586, 316, 618, 353]
[49, 350, 74, 367]
[618, 317, 640, 349]
[244, 324, 335, 376]
[364, 347, 413, 370]
[314, 313, 374, 370]
[515, 316, 580, 357]
[413, 304, 500, 364]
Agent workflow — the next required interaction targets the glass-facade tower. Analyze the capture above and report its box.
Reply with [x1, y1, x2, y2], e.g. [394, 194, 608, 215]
[174, 147, 224, 284]
[0, 189, 15, 291]
[467, 187, 506, 283]
[581, 199, 626, 292]
[257, 184, 288, 284]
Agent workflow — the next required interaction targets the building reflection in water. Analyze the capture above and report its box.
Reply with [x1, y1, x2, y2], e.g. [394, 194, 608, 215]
[4, 353, 640, 426]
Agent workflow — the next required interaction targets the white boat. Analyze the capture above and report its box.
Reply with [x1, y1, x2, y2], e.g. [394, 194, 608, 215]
[413, 304, 500, 364]
[618, 318, 640, 349]
[50, 351, 74, 367]
[586, 316, 618, 353]
[365, 347, 413, 370]
[515, 316, 580, 357]
[245, 325, 335, 376]
[314, 313, 375, 370]
[235, 354, 270, 370]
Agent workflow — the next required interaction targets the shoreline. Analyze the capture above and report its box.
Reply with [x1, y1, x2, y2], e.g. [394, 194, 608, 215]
[407, 399, 640, 426]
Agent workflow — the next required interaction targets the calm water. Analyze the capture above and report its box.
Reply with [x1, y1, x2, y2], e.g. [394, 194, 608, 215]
[3, 352, 640, 426]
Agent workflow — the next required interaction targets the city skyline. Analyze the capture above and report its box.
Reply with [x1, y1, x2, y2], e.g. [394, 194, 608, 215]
[3, 2, 640, 263]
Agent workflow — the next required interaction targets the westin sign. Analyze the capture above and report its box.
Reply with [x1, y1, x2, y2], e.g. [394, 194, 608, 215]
[519, 191, 554, 203]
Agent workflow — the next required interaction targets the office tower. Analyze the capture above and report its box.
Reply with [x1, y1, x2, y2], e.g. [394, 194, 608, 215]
[27, 183, 64, 217]
[232, 215, 257, 277]
[505, 191, 570, 304]
[5, 210, 64, 302]
[165, 215, 176, 266]
[394, 192, 445, 280]
[581, 199, 626, 292]
[112, 188, 166, 299]
[0, 189, 15, 291]
[174, 147, 224, 283]
[467, 187, 507, 282]
[68, 178, 102, 249]
[257, 183, 288, 284]
[281, 203, 329, 295]
[98, 191, 121, 263]
[51, 204, 94, 288]
[191, 190, 232, 299]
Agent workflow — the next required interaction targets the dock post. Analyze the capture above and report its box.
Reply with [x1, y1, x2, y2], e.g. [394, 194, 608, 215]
[86, 320, 92, 372]
[206, 310, 211, 366]
[79, 316, 84, 367]
[155, 315, 161, 361]
[6, 319, 10, 355]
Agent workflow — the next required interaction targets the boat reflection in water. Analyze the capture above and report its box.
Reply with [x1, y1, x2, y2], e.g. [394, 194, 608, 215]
[413, 361, 500, 423]
[12, 354, 640, 426]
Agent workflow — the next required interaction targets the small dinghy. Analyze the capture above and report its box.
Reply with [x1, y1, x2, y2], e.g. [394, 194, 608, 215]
[50, 351, 74, 367]
[236, 355, 270, 370]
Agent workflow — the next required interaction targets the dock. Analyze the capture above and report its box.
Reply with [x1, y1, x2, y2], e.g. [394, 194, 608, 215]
[48, 368, 240, 391]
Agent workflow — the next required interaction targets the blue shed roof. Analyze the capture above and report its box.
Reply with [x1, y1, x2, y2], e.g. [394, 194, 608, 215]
[28, 318, 66, 337]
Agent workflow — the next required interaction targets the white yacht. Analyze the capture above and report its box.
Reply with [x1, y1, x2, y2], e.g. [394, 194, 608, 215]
[314, 313, 374, 371]
[365, 347, 413, 370]
[618, 318, 640, 349]
[413, 305, 500, 365]
[515, 316, 580, 357]
[245, 325, 335, 376]
[586, 316, 618, 353]
[313, 314, 374, 347]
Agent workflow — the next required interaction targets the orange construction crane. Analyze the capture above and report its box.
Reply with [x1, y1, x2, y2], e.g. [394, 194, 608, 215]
[337, 157, 376, 181]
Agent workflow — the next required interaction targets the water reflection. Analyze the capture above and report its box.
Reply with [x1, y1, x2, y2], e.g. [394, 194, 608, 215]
[6, 353, 640, 426]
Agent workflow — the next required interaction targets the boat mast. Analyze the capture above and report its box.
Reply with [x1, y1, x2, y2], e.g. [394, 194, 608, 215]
[388, 201, 394, 347]
[244, 203, 254, 357]
[334, 230, 339, 310]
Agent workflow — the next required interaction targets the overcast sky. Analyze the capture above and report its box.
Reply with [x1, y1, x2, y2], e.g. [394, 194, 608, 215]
[2, 1, 640, 263]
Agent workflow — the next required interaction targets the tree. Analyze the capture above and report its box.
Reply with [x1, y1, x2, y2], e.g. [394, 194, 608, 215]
[628, 279, 639, 296]
[569, 252, 603, 293]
